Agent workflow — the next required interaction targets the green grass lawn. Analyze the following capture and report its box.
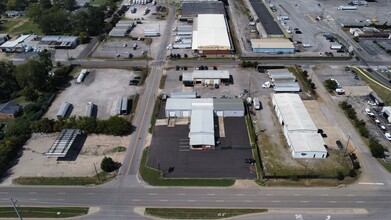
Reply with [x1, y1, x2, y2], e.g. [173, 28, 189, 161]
[13, 171, 115, 185]
[0, 18, 42, 35]
[140, 147, 235, 186]
[378, 159, 391, 173]
[0, 207, 88, 218]
[145, 208, 267, 219]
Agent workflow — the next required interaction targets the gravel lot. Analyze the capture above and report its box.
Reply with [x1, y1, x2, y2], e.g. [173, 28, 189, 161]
[1, 133, 129, 186]
[45, 68, 142, 120]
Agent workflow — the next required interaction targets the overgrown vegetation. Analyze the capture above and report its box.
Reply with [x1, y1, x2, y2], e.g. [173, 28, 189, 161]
[14, 171, 115, 185]
[148, 98, 161, 133]
[241, 61, 258, 68]
[159, 75, 167, 89]
[288, 66, 316, 96]
[324, 79, 338, 93]
[140, 148, 235, 186]
[30, 115, 133, 136]
[145, 208, 267, 219]
[0, 207, 89, 218]
[101, 156, 119, 172]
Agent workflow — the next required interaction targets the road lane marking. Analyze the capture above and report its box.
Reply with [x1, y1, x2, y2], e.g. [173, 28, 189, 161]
[207, 194, 215, 196]
[293, 194, 301, 196]
[329, 201, 337, 203]
[28, 192, 37, 195]
[216, 200, 224, 202]
[149, 193, 158, 195]
[57, 192, 66, 195]
[187, 200, 196, 202]
[29, 199, 37, 201]
[358, 182, 384, 185]
[177, 193, 186, 195]
[347, 194, 355, 197]
[132, 199, 140, 202]
[321, 194, 329, 196]
[356, 201, 365, 203]
[236, 194, 244, 196]
[86, 193, 94, 195]
[160, 200, 168, 202]
[300, 201, 309, 203]
[0, 192, 8, 195]
[271, 200, 280, 203]
[244, 200, 252, 203]
[56, 199, 65, 201]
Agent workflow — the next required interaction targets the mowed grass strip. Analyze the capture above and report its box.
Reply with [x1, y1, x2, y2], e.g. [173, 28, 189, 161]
[145, 208, 267, 219]
[140, 148, 235, 186]
[13, 171, 115, 185]
[0, 207, 88, 218]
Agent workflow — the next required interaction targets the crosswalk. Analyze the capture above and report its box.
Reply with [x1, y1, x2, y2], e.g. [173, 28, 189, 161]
[179, 138, 190, 152]
[151, 66, 163, 70]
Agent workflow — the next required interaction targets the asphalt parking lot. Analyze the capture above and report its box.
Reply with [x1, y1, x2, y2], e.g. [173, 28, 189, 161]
[147, 125, 256, 179]
[92, 38, 150, 59]
[360, 39, 391, 58]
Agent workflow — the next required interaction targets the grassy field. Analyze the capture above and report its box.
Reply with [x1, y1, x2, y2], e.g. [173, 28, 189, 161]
[108, 146, 126, 153]
[13, 171, 115, 185]
[0, 18, 42, 35]
[145, 208, 267, 219]
[378, 159, 391, 173]
[0, 207, 88, 218]
[140, 147, 235, 186]
[159, 75, 167, 89]
[288, 66, 312, 94]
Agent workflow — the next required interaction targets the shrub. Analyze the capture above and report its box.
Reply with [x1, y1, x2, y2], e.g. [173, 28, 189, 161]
[349, 169, 357, 177]
[337, 171, 345, 180]
[101, 157, 117, 172]
[369, 138, 385, 158]
[324, 79, 338, 92]
[353, 161, 361, 170]
[358, 126, 369, 138]
[346, 108, 357, 120]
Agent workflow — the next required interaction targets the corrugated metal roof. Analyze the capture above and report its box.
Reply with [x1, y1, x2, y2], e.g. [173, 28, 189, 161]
[170, 92, 197, 99]
[288, 132, 327, 153]
[192, 14, 231, 50]
[251, 39, 294, 49]
[193, 70, 229, 79]
[181, 1, 225, 18]
[248, 0, 284, 36]
[213, 99, 244, 111]
[273, 94, 317, 131]
[189, 106, 215, 146]
[46, 129, 80, 157]
[166, 98, 213, 111]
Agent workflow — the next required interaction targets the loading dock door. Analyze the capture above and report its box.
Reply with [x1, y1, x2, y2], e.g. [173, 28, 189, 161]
[205, 79, 210, 85]
[169, 112, 176, 117]
[213, 79, 219, 85]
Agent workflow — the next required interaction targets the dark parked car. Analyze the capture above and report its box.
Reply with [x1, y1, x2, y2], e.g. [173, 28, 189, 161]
[129, 80, 139, 85]
[245, 158, 256, 164]
[336, 140, 343, 149]
[229, 75, 234, 84]
[133, 76, 141, 80]
[295, 30, 302, 34]
[214, 84, 219, 89]
[179, 75, 183, 81]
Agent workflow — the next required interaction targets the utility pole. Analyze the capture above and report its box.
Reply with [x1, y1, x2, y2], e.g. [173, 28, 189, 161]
[93, 163, 101, 182]
[10, 198, 23, 220]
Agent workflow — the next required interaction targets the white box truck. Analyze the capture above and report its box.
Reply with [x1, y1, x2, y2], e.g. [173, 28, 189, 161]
[253, 97, 260, 110]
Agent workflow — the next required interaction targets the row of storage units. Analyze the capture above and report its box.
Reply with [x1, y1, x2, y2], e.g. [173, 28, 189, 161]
[266, 69, 300, 92]
[116, 96, 129, 115]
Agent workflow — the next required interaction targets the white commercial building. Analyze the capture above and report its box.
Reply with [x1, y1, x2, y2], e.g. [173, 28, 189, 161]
[189, 103, 215, 149]
[192, 14, 232, 54]
[272, 94, 327, 159]
[165, 98, 245, 149]
[182, 70, 230, 86]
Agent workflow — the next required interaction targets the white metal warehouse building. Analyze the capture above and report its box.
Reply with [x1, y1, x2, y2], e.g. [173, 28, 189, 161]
[182, 70, 230, 86]
[272, 94, 327, 159]
[192, 14, 232, 54]
[189, 103, 215, 149]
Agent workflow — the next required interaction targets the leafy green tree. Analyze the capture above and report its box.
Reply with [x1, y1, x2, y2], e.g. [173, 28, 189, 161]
[324, 79, 338, 92]
[30, 118, 55, 133]
[79, 32, 89, 44]
[39, 9, 71, 34]
[15, 59, 49, 91]
[76, 117, 96, 134]
[101, 156, 117, 172]
[0, 61, 18, 102]
[39, 0, 52, 9]
[22, 87, 39, 102]
[102, 116, 131, 136]
[6, 0, 28, 10]
[369, 138, 385, 158]
[26, 3, 43, 21]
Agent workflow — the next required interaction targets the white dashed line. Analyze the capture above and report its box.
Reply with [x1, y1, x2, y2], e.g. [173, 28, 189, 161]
[207, 194, 215, 196]
[177, 193, 186, 196]
[29, 199, 37, 201]
[347, 194, 355, 197]
[57, 192, 66, 195]
[86, 193, 94, 195]
[244, 200, 252, 203]
[272, 200, 280, 203]
[329, 201, 337, 203]
[293, 194, 301, 196]
[28, 192, 37, 195]
[236, 194, 244, 196]
[358, 182, 384, 185]
[216, 200, 224, 202]
[0, 192, 8, 195]
[321, 194, 329, 196]
[160, 200, 168, 202]
[132, 199, 140, 202]
[266, 194, 274, 196]
[187, 200, 196, 202]
[149, 193, 158, 195]
[56, 199, 65, 201]
[356, 201, 365, 203]
[300, 201, 309, 203]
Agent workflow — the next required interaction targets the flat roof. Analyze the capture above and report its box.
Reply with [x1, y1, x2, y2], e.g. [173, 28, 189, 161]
[273, 94, 317, 132]
[213, 99, 244, 111]
[288, 132, 327, 153]
[181, 1, 225, 18]
[170, 92, 197, 99]
[193, 70, 230, 79]
[192, 14, 231, 50]
[46, 129, 80, 157]
[251, 38, 294, 49]
[249, 0, 284, 36]
[189, 104, 215, 146]
[0, 34, 34, 48]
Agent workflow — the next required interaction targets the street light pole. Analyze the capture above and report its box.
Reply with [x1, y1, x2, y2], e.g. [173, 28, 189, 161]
[10, 198, 23, 220]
